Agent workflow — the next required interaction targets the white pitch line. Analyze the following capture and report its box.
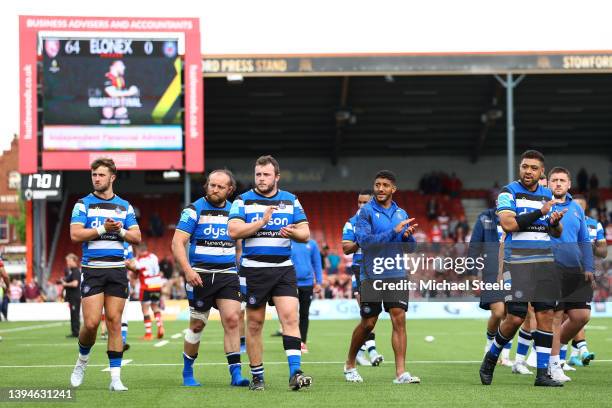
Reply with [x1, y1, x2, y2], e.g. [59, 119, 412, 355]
[0, 322, 66, 333]
[3, 360, 612, 369]
[101, 359, 133, 372]
[155, 340, 169, 347]
[171, 333, 183, 339]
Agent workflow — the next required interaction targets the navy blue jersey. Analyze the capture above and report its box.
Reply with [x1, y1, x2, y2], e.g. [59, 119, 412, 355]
[496, 181, 554, 263]
[176, 197, 237, 273]
[70, 194, 138, 268]
[229, 189, 307, 268]
[342, 211, 363, 267]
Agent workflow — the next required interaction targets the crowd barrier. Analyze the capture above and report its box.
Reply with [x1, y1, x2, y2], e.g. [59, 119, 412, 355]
[6, 299, 612, 321]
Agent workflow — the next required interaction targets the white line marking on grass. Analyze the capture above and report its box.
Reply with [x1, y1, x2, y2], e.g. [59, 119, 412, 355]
[171, 333, 183, 339]
[4, 360, 612, 369]
[0, 322, 66, 333]
[155, 340, 169, 347]
[584, 325, 607, 330]
[101, 359, 133, 371]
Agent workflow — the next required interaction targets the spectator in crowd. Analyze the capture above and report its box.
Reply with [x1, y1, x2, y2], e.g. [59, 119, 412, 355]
[159, 257, 174, 280]
[45, 280, 60, 302]
[322, 245, 341, 275]
[577, 167, 588, 193]
[448, 172, 463, 197]
[24, 280, 42, 303]
[61, 253, 81, 338]
[8, 278, 23, 303]
[455, 214, 470, 237]
[427, 197, 439, 220]
[437, 211, 450, 239]
[430, 223, 442, 246]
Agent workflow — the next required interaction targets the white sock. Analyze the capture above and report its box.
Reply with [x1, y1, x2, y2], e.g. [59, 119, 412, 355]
[110, 367, 121, 382]
[515, 354, 525, 364]
[501, 347, 511, 360]
[570, 347, 579, 358]
[78, 353, 90, 362]
[550, 354, 560, 367]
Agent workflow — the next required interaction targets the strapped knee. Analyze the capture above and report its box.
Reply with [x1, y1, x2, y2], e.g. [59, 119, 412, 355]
[184, 328, 203, 344]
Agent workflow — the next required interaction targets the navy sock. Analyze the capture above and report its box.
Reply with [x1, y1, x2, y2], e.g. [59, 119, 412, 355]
[250, 364, 264, 381]
[226, 352, 241, 378]
[489, 329, 511, 358]
[78, 341, 92, 357]
[532, 329, 553, 370]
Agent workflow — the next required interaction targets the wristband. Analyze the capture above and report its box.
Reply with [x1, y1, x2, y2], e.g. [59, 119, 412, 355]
[515, 209, 543, 230]
[96, 224, 107, 236]
[119, 228, 127, 238]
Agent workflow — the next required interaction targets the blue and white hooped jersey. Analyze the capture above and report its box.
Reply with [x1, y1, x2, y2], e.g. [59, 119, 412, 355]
[342, 211, 363, 267]
[124, 243, 134, 261]
[496, 181, 553, 263]
[70, 194, 138, 268]
[229, 189, 308, 268]
[585, 216, 605, 243]
[176, 197, 237, 274]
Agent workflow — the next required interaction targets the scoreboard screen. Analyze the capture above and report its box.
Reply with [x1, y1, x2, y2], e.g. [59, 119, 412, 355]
[42, 38, 183, 151]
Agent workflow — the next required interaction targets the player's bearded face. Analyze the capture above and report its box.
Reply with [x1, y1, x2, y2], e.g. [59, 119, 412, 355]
[91, 167, 114, 193]
[549, 172, 570, 199]
[519, 159, 543, 189]
[254, 164, 279, 195]
[373, 178, 396, 204]
[206, 173, 232, 205]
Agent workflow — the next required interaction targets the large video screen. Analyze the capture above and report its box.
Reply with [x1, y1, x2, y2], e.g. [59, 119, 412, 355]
[42, 38, 183, 150]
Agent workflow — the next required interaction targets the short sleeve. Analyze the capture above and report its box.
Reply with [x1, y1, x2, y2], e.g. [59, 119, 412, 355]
[228, 196, 246, 222]
[293, 197, 308, 224]
[176, 205, 198, 235]
[496, 189, 516, 214]
[342, 220, 356, 242]
[125, 205, 138, 229]
[597, 222, 606, 241]
[70, 200, 87, 225]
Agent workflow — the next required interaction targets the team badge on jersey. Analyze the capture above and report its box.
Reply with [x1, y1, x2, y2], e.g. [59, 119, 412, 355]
[278, 202, 286, 209]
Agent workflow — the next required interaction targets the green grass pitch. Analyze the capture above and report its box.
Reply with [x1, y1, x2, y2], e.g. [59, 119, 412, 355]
[1, 318, 611, 407]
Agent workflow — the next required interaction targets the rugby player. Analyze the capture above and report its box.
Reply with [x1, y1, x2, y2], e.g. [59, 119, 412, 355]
[343, 170, 420, 384]
[69, 158, 141, 391]
[479, 150, 566, 387]
[172, 169, 249, 387]
[228, 155, 312, 391]
[561, 193, 604, 368]
[342, 190, 384, 366]
[546, 167, 593, 382]
[133, 243, 165, 340]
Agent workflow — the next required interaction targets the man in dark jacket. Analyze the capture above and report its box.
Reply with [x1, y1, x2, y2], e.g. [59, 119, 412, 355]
[61, 253, 81, 338]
